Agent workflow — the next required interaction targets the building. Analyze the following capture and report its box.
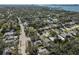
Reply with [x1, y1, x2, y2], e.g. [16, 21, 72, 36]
[3, 31, 18, 43]
[49, 37, 56, 41]
[38, 47, 49, 55]
[34, 40, 42, 47]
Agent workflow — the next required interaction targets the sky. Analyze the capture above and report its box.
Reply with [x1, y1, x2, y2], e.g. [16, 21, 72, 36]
[0, 0, 79, 4]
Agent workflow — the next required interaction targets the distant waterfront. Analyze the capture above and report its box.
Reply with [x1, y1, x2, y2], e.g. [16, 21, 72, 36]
[0, 5, 79, 12]
[47, 5, 79, 12]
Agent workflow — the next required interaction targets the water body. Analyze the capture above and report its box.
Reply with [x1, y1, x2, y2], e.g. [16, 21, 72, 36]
[47, 5, 79, 12]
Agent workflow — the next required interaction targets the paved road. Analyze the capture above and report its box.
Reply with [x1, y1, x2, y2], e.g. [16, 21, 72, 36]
[17, 17, 30, 55]
[64, 25, 79, 31]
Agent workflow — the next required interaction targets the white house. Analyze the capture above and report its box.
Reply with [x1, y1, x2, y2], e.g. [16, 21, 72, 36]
[38, 47, 49, 55]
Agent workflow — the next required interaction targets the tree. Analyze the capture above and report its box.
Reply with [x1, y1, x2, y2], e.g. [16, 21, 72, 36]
[0, 38, 5, 54]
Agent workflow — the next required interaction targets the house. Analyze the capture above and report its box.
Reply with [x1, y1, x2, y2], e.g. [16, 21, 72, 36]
[60, 33, 67, 38]
[57, 35, 65, 41]
[4, 36, 18, 43]
[42, 31, 50, 37]
[41, 37, 50, 46]
[5, 36, 18, 40]
[4, 32, 14, 37]
[3, 31, 18, 43]
[3, 47, 12, 55]
[49, 37, 56, 41]
[70, 31, 77, 36]
[23, 22, 28, 26]
[0, 28, 2, 32]
[59, 32, 73, 41]
[52, 18, 58, 23]
[34, 40, 42, 47]
[38, 47, 49, 55]
[64, 22, 74, 28]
